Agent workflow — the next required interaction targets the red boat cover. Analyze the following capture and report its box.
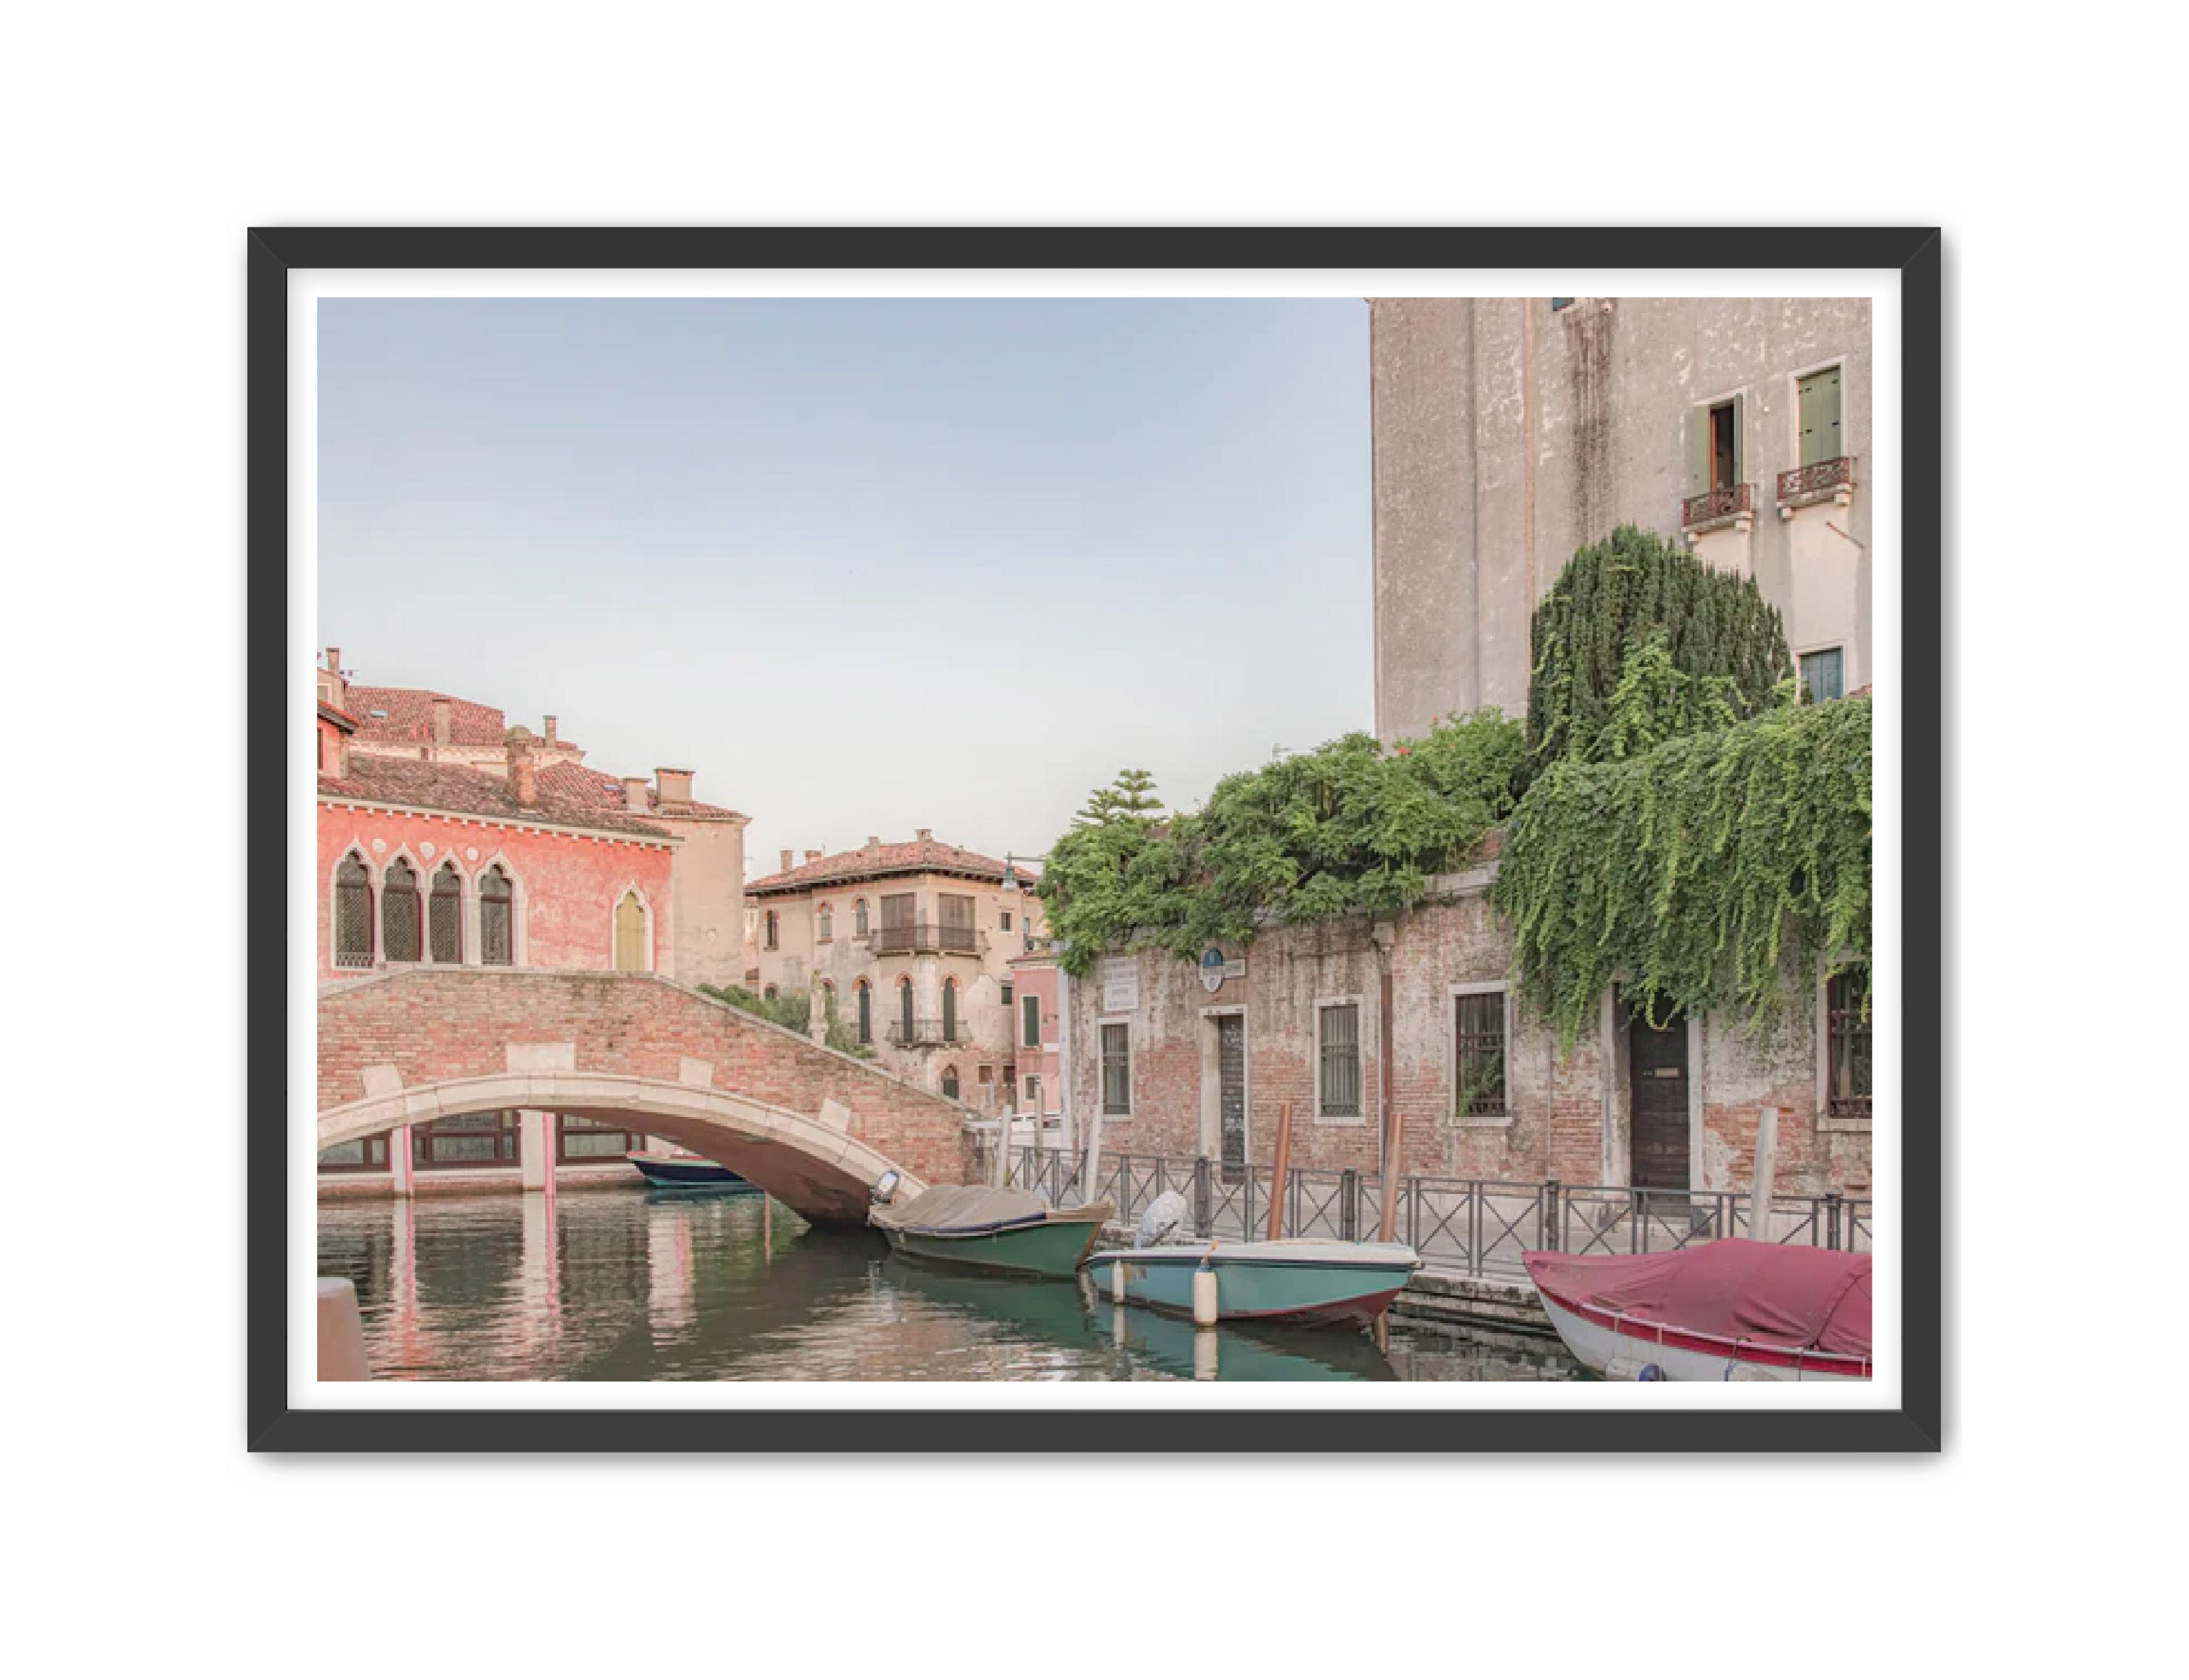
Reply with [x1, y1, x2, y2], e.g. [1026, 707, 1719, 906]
[1523, 1240, 1871, 1358]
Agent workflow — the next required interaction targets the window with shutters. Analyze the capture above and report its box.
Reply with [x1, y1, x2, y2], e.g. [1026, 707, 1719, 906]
[381, 858, 422, 964]
[429, 862, 463, 963]
[940, 1066, 960, 1102]
[1317, 1003, 1362, 1119]
[1022, 991, 1041, 1049]
[1682, 395, 1749, 527]
[941, 977, 959, 1041]
[333, 852, 374, 968]
[1000, 910, 1013, 932]
[479, 866, 513, 965]
[1100, 1022, 1131, 1116]
[855, 980, 872, 1044]
[1826, 967, 1871, 1120]
[1454, 989, 1508, 1118]
[1797, 366, 1843, 467]
[938, 893, 976, 953]
[1800, 647, 1846, 703]
[816, 903, 833, 942]
[764, 909, 779, 949]
[853, 899, 868, 937]
[899, 977, 915, 1042]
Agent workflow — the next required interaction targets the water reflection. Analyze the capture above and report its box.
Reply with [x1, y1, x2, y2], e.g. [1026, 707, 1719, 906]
[315, 1189, 1584, 1383]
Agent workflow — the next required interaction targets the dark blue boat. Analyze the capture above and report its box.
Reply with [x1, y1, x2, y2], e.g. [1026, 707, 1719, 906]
[626, 1151, 754, 1190]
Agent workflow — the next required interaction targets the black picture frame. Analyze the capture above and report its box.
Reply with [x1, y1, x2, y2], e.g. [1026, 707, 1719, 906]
[251, 227, 1943, 1452]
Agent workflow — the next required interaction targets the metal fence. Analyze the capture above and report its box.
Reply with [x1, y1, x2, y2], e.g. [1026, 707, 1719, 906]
[971, 1143, 1872, 1282]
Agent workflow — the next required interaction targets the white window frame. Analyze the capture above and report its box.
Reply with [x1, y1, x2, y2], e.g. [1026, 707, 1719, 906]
[1097, 1015, 1134, 1119]
[1446, 980, 1514, 1129]
[1312, 993, 1368, 1127]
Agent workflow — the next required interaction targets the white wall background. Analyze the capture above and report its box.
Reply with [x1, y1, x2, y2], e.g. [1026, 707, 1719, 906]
[3, 3, 2176, 1676]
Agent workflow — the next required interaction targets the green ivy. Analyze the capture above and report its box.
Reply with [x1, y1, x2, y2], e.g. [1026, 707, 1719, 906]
[1523, 525, 1792, 784]
[1037, 713, 1523, 977]
[1492, 693, 1871, 1045]
[699, 981, 874, 1058]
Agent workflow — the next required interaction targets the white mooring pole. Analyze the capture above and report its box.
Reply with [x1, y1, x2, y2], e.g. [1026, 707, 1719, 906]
[1747, 1106, 1779, 1241]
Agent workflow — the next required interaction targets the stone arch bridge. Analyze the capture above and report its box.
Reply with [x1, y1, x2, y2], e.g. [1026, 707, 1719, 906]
[318, 969, 977, 1225]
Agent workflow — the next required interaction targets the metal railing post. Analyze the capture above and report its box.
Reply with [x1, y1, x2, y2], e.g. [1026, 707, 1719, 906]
[1825, 1190, 1843, 1250]
[1340, 1168, 1360, 1243]
[1194, 1156, 1212, 1239]
[1542, 1178, 1562, 1252]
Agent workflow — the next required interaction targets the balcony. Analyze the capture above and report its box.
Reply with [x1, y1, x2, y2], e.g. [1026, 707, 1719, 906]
[869, 921, 980, 957]
[888, 1018, 969, 1047]
[1680, 480, 1753, 535]
[1776, 455, 1855, 517]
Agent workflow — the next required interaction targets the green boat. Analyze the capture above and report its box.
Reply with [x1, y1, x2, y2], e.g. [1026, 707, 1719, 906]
[868, 1184, 1114, 1278]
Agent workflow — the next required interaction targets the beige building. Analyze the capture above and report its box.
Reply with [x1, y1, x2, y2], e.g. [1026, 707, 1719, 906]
[1370, 297, 1871, 741]
[745, 833, 1047, 1111]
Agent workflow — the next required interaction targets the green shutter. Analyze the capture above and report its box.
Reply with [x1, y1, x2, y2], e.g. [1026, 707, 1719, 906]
[1730, 391, 1746, 487]
[1686, 404, 1710, 493]
[1799, 368, 1842, 467]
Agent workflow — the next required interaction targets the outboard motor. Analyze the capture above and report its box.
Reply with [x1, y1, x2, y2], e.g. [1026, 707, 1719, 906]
[1136, 1189, 1189, 1249]
[870, 1169, 902, 1206]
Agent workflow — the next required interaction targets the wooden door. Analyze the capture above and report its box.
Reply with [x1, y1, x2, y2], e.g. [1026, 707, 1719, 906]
[1629, 1008, 1690, 1191]
[1218, 1015, 1247, 1184]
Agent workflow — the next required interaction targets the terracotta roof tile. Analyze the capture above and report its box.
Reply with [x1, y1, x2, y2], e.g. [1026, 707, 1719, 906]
[747, 838, 1027, 896]
[318, 754, 673, 839]
[343, 685, 518, 749]
[535, 762, 744, 822]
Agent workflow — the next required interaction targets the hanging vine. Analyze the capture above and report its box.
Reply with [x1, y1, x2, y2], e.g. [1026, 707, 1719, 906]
[1491, 693, 1871, 1046]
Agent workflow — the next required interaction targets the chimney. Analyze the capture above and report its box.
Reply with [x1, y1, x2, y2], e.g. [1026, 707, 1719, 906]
[543, 715, 559, 747]
[866, 835, 882, 860]
[655, 768, 694, 814]
[804, 848, 823, 865]
[321, 648, 346, 713]
[432, 697, 452, 749]
[622, 776, 650, 813]
[779, 849, 793, 873]
[915, 827, 933, 843]
[505, 727, 538, 808]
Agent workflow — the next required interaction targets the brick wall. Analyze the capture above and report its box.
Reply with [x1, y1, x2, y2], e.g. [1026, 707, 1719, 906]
[318, 969, 975, 1187]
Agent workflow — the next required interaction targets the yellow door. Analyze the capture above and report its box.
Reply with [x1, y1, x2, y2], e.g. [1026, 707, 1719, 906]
[614, 892, 646, 971]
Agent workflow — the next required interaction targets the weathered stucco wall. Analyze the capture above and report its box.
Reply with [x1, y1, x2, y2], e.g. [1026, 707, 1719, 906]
[1373, 296, 1874, 740]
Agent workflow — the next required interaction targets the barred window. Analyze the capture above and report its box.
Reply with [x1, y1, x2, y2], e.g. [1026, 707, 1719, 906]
[1827, 967, 1872, 1118]
[1100, 1022, 1131, 1116]
[334, 852, 373, 968]
[479, 866, 513, 965]
[429, 862, 463, 963]
[381, 858, 421, 964]
[1319, 1004, 1362, 1118]
[1455, 990, 1507, 1116]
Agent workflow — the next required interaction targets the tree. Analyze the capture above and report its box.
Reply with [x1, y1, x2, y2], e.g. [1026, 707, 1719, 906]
[1521, 525, 1792, 786]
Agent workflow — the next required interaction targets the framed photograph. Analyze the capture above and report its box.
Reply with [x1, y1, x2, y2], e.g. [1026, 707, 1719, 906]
[252, 227, 1940, 1451]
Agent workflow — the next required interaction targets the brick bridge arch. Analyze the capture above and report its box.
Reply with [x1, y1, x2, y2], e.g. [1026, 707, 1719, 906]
[318, 970, 976, 1225]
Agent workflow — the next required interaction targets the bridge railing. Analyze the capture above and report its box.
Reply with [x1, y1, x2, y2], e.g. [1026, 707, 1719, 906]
[971, 1143, 1872, 1282]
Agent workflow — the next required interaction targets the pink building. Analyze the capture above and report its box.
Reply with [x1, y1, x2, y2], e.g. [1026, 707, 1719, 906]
[1005, 950, 1064, 1133]
[315, 648, 749, 1194]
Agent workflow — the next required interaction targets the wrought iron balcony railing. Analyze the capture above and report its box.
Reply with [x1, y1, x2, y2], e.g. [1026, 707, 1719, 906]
[1777, 455, 1855, 507]
[1680, 481, 1753, 529]
[886, 1018, 969, 1046]
[869, 921, 980, 957]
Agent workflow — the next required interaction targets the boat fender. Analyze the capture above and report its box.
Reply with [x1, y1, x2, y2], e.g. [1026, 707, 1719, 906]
[1191, 1264, 1220, 1328]
[1638, 1364, 1664, 1381]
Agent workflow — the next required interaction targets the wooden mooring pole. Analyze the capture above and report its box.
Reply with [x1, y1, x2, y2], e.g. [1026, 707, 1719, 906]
[1265, 1100, 1294, 1241]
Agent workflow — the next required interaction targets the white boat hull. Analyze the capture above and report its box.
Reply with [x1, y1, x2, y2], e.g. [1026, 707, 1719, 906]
[1540, 1296, 1866, 1383]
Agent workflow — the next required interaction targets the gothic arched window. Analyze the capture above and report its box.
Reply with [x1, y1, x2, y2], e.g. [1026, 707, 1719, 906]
[429, 862, 463, 963]
[940, 1065, 960, 1102]
[381, 858, 421, 963]
[853, 899, 868, 938]
[614, 891, 647, 971]
[898, 977, 914, 1043]
[941, 977, 958, 1042]
[334, 852, 373, 969]
[479, 866, 514, 965]
[856, 979, 872, 1044]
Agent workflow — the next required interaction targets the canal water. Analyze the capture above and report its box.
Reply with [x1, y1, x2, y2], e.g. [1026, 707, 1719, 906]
[317, 1187, 1585, 1382]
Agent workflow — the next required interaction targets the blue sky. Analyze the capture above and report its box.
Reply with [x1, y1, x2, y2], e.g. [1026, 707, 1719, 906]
[318, 297, 1373, 874]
